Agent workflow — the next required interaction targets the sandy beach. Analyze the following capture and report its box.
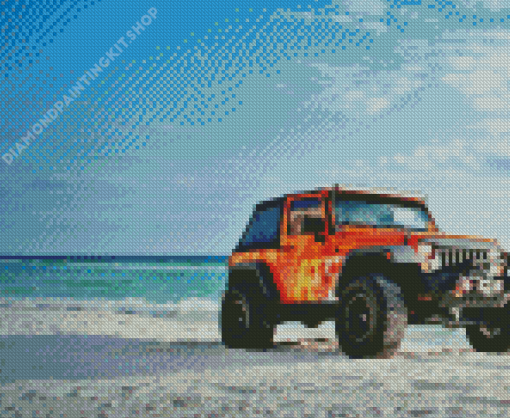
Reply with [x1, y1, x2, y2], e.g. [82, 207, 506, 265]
[1, 298, 510, 417]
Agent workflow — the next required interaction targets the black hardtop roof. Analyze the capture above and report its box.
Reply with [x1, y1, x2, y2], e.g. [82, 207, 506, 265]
[255, 186, 427, 209]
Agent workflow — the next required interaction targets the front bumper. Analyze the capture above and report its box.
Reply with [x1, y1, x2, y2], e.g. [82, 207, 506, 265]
[437, 275, 510, 328]
[426, 292, 510, 328]
[438, 272, 507, 309]
[440, 292, 508, 310]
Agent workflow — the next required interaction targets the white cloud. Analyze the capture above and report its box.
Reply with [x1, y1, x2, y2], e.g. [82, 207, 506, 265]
[443, 42, 510, 114]
[360, 22, 388, 34]
[451, 0, 510, 11]
[476, 137, 510, 155]
[330, 15, 353, 23]
[299, 62, 426, 119]
[442, 71, 505, 95]
[447, 55, 477, 70]
[465, 119, 510, 156]
[448, 50, 510, 74]
[367, 97, 389, 114]
[480, 0, 510, 11]
[469, 118, 510, 136]
[473, 96, 509, 110]
[386, 137, 484, 171]
[391, 76, 421, 95]
[336, 0, 387, 15]
[345, 90, 365, 101]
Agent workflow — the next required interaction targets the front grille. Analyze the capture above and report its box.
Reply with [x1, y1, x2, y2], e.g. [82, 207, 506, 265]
[435, 248, 487, 269]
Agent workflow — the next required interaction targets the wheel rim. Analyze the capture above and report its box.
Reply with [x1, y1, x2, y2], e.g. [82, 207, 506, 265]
[480, 326, 502, 338]
[227, 293, 249, 330]
[345, 291, 374, 343]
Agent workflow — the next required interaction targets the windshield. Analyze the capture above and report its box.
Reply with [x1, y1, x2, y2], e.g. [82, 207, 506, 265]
[236, 200, 283, 251]
[335, 200, 430, 231]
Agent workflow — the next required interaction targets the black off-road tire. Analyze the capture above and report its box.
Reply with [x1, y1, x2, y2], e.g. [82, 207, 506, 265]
[336, 274, 408, 359]
[465, 312, 510, 353]
[220, 284, 275, 350]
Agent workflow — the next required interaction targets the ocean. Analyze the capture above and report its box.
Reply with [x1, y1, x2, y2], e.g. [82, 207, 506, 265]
[0, 256, 228, 304]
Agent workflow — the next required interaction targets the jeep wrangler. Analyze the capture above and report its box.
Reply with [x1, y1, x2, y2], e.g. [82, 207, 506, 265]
[220, 185, 509, 358]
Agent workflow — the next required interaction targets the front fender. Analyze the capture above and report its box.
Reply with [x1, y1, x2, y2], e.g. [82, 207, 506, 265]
[338, 247, 425, 306]
[228, 262, 280, 301]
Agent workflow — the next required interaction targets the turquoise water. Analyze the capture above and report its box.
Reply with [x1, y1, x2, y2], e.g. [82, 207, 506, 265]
[0, 256, 228, 304]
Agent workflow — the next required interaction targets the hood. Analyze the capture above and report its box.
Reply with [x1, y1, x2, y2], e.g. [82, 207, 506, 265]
[408, 232, 500, 251]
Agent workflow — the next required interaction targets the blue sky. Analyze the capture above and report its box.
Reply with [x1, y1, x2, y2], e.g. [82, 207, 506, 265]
[1, 0, 510, 255]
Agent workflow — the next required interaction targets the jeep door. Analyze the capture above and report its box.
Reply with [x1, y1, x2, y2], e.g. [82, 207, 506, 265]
[278, 193, 330, 302]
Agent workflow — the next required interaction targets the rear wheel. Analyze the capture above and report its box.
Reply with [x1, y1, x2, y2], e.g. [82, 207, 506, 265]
[336, 274, 407, 359]
[220, 285, 275, 349]
[465, 313, 510, 353]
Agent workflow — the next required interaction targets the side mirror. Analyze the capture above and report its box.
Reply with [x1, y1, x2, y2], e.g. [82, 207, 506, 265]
[302, 217, 326, 242]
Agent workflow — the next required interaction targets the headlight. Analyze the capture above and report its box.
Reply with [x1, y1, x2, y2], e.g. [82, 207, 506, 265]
[417, 243, 433, 258]
[488, 248, 505, 277]
[418, 243, 434, 273]
[489, 264, 504, 276]
[493, 279, 504, 293]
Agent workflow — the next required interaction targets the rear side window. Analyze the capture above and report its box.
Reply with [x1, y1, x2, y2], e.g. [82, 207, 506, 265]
[291, 198, 321, 211]
[236, 201, 282, 251]
[288, 197, 323, 236]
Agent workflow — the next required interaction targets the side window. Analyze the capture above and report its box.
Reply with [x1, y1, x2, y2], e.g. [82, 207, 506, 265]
[237, 203, 282, 250]
[288, 198, 323, 236]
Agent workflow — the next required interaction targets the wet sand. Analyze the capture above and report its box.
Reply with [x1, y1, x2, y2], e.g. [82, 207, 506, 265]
[1, 300, 509, 417]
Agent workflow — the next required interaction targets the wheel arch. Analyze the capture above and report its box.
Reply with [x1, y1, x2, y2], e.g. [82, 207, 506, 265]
[337, 248, 423, 306]
[228, 262, 281, 302]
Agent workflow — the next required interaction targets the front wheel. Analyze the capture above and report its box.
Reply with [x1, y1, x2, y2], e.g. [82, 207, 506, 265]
[336, 274, 408, 359]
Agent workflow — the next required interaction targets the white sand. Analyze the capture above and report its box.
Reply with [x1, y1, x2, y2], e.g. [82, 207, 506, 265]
[1, 299, 509, 417]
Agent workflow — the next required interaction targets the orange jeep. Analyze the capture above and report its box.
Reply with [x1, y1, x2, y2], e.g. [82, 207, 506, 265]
[220, 185, 509, 358]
